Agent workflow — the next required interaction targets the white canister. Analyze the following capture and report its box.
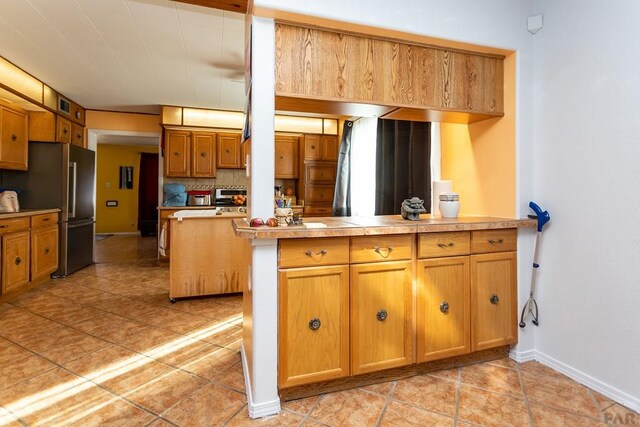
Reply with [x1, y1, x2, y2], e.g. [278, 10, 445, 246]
[439, 200, 460, 218]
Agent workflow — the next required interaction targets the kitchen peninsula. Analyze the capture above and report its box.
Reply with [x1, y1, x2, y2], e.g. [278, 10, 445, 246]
[234, 215, 535, 398]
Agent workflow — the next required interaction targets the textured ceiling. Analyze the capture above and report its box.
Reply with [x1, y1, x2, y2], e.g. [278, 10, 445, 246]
[0, 0, 246, 114]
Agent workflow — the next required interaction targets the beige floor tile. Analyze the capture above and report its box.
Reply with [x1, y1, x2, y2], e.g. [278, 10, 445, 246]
[602, 403, 640, 426]
[391, 374, 457, 416]
[380, 400, 454, 426]
[590, 389, 615, 411]
[0, 405, 23, 427]
[0, 352, 57, 391]
[530, 403, 605, 426]
[69, 398, 155, 427]
[227, 407, 304, 426]
[112, 326, 185, 355]
[282, 395, 320, 416]
[0, 337, 32, 364]
[486, 357, 520, 370]
[521, 371, 601, 418]
[153, 339, 217, 368]
[162, 383, 246, 425]
[360, 380, 396, 397]
[27, 330, 111, 365]
[428, 367, 460, 383]
[145, 418, 174, 426]
[520, 361, 568, 382]
[177, 345, 241, 381]
[63, 344, 172, 395]
[198, 324, 243, 350]
[457, 384, 530, 426]
[460, 363, 523, 397]
[216, 361, 247, 392]
[309, 388, 387, 426]
[125, 368, 207, 415]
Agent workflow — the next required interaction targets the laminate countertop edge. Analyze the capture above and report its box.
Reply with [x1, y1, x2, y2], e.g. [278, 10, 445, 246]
[232, 215, 537, 239]
[0, 208, 60, 219]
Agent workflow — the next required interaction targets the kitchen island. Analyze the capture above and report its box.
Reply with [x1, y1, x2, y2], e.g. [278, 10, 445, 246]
[233, 215, 535, 400]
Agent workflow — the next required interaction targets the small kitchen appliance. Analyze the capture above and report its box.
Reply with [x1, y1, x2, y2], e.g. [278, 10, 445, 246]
[215, 185, 247, 207]
[187, 190, 212, 206]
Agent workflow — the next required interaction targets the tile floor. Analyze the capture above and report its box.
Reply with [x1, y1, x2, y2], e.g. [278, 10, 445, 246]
[0, 236, 637, 426]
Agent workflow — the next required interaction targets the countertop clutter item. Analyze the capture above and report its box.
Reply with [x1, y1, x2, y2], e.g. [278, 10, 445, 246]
[432, 180, 453, 216]
[163, 183, 187, 207]
[186, 190, 212, 206]
[439, 192, 460, 218]
[0, 191, 19, 212]
[401, 197, 427, 220]
[215, 185, 247, 207]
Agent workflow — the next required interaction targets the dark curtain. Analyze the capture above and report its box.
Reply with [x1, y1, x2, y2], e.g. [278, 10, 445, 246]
[138, 153, 159, 234]
[333, 121, 353, 216]
[375, 120, 431, 215]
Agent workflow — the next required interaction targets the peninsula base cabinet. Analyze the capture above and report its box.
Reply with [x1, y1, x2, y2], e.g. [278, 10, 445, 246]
[2, 231, 30, 294]
[278, 265, 350, 388]
[277, 229, 518, 389]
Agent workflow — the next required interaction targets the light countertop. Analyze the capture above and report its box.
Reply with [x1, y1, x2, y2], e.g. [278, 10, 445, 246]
[0, 208, 60, 219]
[232, 215, 537, 239]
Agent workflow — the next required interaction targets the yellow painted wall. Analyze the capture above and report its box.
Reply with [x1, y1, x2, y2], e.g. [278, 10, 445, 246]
[86, 110, 162, 133]
[96, 144, 158, 234]
[440, 52, 516, 217]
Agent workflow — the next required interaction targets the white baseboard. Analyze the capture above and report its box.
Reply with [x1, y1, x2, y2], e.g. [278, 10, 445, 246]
[241, 344, 282, 419]
[522, 350, 639, 413]
[509, 348, 537, 363]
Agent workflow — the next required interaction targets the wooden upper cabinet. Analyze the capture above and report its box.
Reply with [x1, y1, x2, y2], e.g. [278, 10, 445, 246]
[71, 123, 85, 148]
[0, 106, 28, 170]
[275, 24, 504, 117]
[164, 130, 191, 177]
[191, 132, 216, 177]
[216, 132, 242, 169]
[56, 115, 72, 144]
[321, 136, 339, 161]
[28, 111, 56, 142]
[275, 134, 299, 179]
[304, 134, 338, 161]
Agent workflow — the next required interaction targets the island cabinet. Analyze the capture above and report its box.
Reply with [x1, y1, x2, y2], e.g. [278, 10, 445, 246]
[350, 235, 413, 375]
[278, 238, 350, 388]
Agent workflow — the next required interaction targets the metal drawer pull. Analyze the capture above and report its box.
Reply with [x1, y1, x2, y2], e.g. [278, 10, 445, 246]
[44, 247, 50, 255]
[308, 318, 321, 331]
[488, 239, 504, 244]
[437, 242, 455, 248]
[490, 294, 500, 304]
[373, 246, 393, 258]
[440, 301, 450, 314]
[43, 218, 50, 222]
[15, 257, 21, 266]
[377, 309, 388, 321]
[304, 249, 327, 260]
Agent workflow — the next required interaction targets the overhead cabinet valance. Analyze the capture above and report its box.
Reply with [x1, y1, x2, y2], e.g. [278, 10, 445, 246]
[275, 24, 504, 122]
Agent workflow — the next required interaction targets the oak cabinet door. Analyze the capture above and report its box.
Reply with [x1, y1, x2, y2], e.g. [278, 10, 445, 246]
[275, 135, 299, 178]
[350, 260, 413, 375]
[71, 123, 85, 147]
[471, 252, 517, 351]
[321, 135, 339, 161]
[0, 107, 28, 170]
[56, 115, 72, 144]
[2, 231, 30, 293]
[279, 265, 349, 388]
[417, 256, 470, 362]
[304, 134, 321, 161]
[191, 132, 216, 177]
[164, 130, 191, 177]
[31, 226, 59, 281]
[216, 133, 242, 169]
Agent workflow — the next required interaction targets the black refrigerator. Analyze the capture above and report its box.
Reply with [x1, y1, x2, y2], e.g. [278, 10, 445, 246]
[1, 142, 95, 276]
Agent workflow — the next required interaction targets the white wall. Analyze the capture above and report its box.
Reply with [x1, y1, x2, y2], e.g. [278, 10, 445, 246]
[532, 0, 640, 407]
[254, 0, 538, 353]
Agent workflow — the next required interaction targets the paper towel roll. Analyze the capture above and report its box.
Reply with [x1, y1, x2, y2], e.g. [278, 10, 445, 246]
[432, 180, 453, 216]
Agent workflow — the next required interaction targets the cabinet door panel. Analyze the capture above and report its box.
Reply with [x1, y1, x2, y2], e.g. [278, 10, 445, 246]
[0, 107, 28, 170]
[56, 116, 72, 144]
[305, 164, 336, 184]
[71, 123, 85, 147]
[275, 135, 299, 178]
[2, 231, 30, 293]
[417, 257, 470, 362]
[471, 252, 517, 351]
[164, 131, 191, 177]
[279, 266, 349, 388]
[321, 135, 339, 161]
[351, 261, 413, 374]
[304, 134, 321, 161]
[191, 132, 216, 177]
[31, 226, 59, 280]
[216, 133, 242, 168]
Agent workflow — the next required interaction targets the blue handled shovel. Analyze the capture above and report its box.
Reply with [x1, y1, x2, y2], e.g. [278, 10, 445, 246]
[519, 201, 551, 328]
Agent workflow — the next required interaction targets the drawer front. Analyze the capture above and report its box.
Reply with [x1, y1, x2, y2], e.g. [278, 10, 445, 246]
[306, 164, 336, 184]
[31, 212, 58, 228]
[350, 234, 413, 263]
[0, 217, 30, 235]
[471, 229, 517, 254]
[304, 206, 333, 217]
[418, 232, 470, 258]
[306, 186, 334, 203]
[279, 237, 349, 268]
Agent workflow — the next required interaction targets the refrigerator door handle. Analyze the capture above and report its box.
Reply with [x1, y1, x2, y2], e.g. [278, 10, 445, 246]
[69, 162, 77, 219]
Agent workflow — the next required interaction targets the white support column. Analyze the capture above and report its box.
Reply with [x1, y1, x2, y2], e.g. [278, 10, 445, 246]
[244, 16, 280, 419]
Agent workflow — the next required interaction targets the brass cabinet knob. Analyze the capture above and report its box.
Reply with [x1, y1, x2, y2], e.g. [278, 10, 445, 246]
[440, 301, 450, 314]
[200, 152, 206, 157]
[11, 134, 17, 142]
[44, 247, 50, 255]
[376, 309, 388, 321]
[15, 257, 21, 266]
[490, 294, 500, 305]
[308, 318, 321, 331]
